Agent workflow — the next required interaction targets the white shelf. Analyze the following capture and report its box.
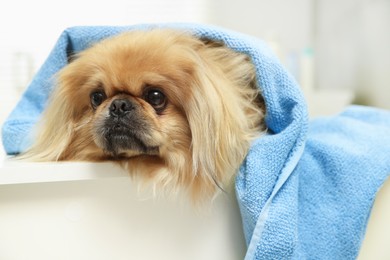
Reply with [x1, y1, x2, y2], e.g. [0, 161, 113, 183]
[0, 157, 246, 260]
[303, 88, 354, 118]
[0, 159, 129, 185]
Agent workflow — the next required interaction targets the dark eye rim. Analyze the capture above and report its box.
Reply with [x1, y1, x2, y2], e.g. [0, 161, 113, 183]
[90, 90, 107, 109]
[143, 87, 168, 113]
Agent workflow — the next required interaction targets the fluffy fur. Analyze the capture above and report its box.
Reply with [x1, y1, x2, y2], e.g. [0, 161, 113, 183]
[21, 29, 265, 202]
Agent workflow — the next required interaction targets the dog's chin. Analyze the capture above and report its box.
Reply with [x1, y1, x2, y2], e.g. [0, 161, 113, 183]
[101, 131, 159, 158]
[94, 123, 160, 158]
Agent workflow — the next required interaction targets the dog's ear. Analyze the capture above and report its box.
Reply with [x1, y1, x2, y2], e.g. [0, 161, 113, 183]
[200, 37, 266, 112]
[18, 83, 77, 161]
[183, 41, 265, 198]
[18, 61, 90, 161]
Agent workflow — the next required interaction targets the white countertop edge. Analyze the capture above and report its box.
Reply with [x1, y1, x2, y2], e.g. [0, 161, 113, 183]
[0, 159, 129, 185]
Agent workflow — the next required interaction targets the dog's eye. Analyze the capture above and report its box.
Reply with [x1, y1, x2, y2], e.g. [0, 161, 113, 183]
[144, 89, 167, 113]
[90, 91, 106, 109]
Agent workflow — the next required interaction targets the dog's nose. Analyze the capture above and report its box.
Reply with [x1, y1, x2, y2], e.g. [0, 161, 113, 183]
[109, 99, 134, 117]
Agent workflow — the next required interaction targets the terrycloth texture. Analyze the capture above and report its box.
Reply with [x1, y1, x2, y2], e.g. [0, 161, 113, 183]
[2, 24, 390, 259]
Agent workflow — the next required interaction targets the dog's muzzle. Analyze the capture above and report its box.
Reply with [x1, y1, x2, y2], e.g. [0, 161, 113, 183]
[96, 98, 158, 156]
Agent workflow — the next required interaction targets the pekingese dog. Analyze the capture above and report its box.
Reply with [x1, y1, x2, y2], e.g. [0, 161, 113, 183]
[21, 29, 265, 201]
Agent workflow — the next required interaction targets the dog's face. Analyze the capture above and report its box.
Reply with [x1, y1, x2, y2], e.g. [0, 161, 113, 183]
[66, 33, 195, 160]
[24, 29, 265, 201]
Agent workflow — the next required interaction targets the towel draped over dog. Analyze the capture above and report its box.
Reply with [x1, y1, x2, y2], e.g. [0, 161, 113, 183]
[2, 24, 390, 259]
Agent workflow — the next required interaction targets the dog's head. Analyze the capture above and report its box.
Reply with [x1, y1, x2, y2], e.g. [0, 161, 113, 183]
[23, 29, 265, 200]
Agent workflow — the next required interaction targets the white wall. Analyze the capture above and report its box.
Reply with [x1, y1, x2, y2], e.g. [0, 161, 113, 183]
[1, 0, 389, 116]
[357, 0, 390, 109]
[207, 0, 390, 109]
[315, 0, 390, 109]
[207, 0, 313, 52]
[0, 0, 207, 95]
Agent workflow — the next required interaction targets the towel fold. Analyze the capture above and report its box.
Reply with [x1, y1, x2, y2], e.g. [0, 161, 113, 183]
[2, 24, 390, 259]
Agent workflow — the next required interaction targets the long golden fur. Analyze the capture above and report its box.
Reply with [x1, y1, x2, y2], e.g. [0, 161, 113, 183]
[21, 29, 265, 202]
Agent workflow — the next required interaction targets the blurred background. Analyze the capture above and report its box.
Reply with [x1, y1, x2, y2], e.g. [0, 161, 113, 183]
[1, 0, 389, 124]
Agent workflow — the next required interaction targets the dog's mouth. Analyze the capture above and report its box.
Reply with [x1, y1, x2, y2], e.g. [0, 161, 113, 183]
[96, 119, 159, 157]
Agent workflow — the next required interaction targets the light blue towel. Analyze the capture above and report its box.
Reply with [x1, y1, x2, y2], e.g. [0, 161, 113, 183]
[2, 24, 390, 259]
